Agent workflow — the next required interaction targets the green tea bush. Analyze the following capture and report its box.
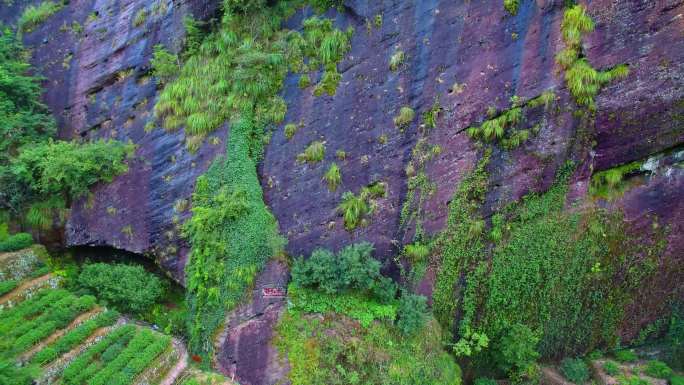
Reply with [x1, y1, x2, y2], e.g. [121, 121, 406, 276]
[61, 325, 136, 385]
[0, 289, 71, 334]
[78, 263, 162, 314]
[560, 358, 590, 384]
[603, 360, 621, 376]
[0, 232, 33, 251]
[643, 360, 672, 379]
[615, 350, 638, 363]
[88, 329, 159, 385]
[474, 378, 498, 385]
[0, 280, 17, 296]
[31, 309, 119, 365]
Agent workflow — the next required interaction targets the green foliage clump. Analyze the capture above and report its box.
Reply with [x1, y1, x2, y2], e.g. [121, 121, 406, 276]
[643, 360, 673, 379]
[422, 100, 440, 130]
[604, 360, 621, 376]
[403, 242, 430, 263]
[504, 0, 520, 15]
[615, 350, 639, 363]
[590, 161, 642, 199]
[495, 323, 540, 376]
[297, 141, 325, 163]
[133, 8, 147, 27]
[619, 375, 652, 385]
[323, 162, 341, 191]
[337, 182, 386, 230]
[0, 232, 33, 251]
[394, 106, 415, 129]
[284, 123, 298, 140]
[389, 50, 405, 71]
[433, 150, 490, 330]
[183, 118, 284, 361]
[154, 4, 352, 149]
[291, 243, 396, 301]
[396, 293, 428, 335]
[671, 376, 684, 385]
[151, 44, 179, 85]
[0, 280, 17, 296]
[556, 5, 629, 108]
[274, 311, 461, 385]
[0, 27, 55, 160]
[18, 1, 63, 33]
[466, 91, 553, 149]
[560, 358, 590, 384]
[78, 263, 163, 314]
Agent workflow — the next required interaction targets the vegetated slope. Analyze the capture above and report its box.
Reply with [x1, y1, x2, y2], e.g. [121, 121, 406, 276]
[0, 246, 230, 385]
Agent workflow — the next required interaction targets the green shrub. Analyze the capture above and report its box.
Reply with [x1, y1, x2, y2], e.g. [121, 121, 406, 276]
[389, 50, 405, 71]
[0, 232, 33, 251]
[615, 350, 639, 363]
[151, 45, 179, 85]
[403, 242, 430, 262]
[291, 242, 396, 302]
[78, 263, 163, 314]
[297, 141, 325, 163]
[396, 293, 428, 335]
[475, 378, 498, 385]
[31, 309, 119, 365]
[133, 8, 147, 27]
[323, 162, 341, 191]
[560, 358, 590, 384]
[504, 0, 520, 15]
[394, 106, 415, 129]
[604, 360, 621, 376]
[495, 323, 540, 375]
[18, 1, 63, 33]
[619, 375, 651, 385]
[284, 123, 298, 140]
[671, 376, 684, 385]
[644, 360, 673, 379]
[0, 280, 17, 296]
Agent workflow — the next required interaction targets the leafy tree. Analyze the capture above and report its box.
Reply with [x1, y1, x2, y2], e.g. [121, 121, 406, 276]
[78, 263, 163, 314]
[0, 26, 55, 164]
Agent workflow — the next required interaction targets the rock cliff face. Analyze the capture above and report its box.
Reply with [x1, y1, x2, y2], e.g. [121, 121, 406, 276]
[4, 0, 684, 383]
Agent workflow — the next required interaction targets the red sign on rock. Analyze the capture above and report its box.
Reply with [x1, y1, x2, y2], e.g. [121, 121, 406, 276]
[262, 286, 286, 298]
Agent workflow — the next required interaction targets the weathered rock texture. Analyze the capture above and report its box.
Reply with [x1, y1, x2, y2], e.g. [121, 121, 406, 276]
[4, 0, 684, 383]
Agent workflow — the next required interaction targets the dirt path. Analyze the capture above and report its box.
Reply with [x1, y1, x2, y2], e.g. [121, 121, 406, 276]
[159, 339, 188, 385]
[0, 273, 54, 306]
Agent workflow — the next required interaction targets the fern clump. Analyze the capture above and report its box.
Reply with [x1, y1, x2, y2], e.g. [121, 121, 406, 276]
[18, 1, 63, 33]
[503, 0, 520, 16]
[284, 123, 298, 140]
[297, 141, 325, 163]
[323, 162, 341, 191]
[466, 91, 554, 150]
[389, 50, 405, 71]
[556, 5, 629, 108]
[154, 8, 352, 151]
[338, 191, 368, 230]
[337, 182, 386, 230]
[394, 106, 415, 129]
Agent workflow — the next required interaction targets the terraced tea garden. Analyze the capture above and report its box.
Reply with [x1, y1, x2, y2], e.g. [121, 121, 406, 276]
[0, 246, 231, 385]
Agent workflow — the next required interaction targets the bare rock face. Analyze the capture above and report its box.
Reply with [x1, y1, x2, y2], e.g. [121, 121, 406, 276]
[215, 260, 290, 385]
